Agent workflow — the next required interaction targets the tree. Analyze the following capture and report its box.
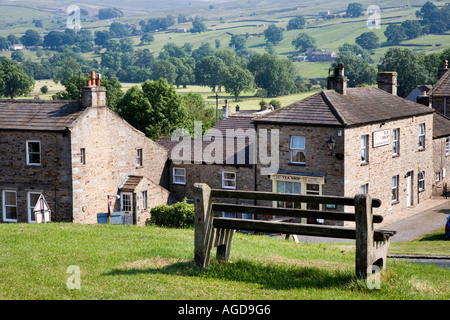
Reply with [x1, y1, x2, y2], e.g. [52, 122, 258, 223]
[134, 48, 154, 69]
[195, 55, 225, 92]
[152, 60, 177, 84]
[264, 24, 283, 45]
[98, 8, 124, 20]
[338, 43, 373, 62]
[169, 57, 195, 88]
[401, 20, 422, 40]
[346, 3, 364, 18]
[221, 64, 255, 101]
[181, 92, 216, 135]
[286, 16, 307, 30]
[384, 24, 407, 44]
[191, 42, 214, 62]
[20, 29, 43, 46]
[291, 33, 316, 52]
[94, 30, 111, 46]
[378, 48, 428, 97]
[248, 53, 295, 97]
[355, 32, 379, 50]
[229, 34, 247, 51]
[11, 51, 25, 62]
[140, 33, 154, 45]
[43, 31, 65, 48]
[331, 55, 376, 87]
[0, 36, 8, 50]
[190, 18, 207, 33]
[0, 59, 34, 99]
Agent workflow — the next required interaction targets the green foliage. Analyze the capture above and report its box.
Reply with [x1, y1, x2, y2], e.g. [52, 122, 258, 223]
[332, 55, 376, 87]
[98, 8, 124, 20]
[190, 18, 207, 33]
[346, 3, 364, 18]
[378, 48, 428, 98]
[0, 59, 34, 99]
[355, 32, 379, 50]
[291, 33, 316, 52]
[264, 24, 283, 45]
[181, 92, 216, 136]
[384, 24, 407, 44]
[149, 199, 194, 228]
[20, 29, 42, 46]
[221, 64, 255, 101]
[286, 16, 306, 30]
[401, 20, 423, 40]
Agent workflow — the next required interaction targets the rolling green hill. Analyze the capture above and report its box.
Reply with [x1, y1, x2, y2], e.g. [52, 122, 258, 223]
[0, 0, 449, 80]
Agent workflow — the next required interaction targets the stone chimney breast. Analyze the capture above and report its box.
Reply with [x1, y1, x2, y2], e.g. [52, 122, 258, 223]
[82, 71, 107, 108]
[377, 72, 398, 95]
[327, 63, 348, 95]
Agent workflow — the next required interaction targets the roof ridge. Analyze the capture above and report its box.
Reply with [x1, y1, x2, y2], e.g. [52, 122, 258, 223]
[429, 68, 450, 96]
[320, 90, 347, 126]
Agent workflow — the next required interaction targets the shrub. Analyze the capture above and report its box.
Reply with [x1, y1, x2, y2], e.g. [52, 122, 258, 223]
[150, 199, 194, 228]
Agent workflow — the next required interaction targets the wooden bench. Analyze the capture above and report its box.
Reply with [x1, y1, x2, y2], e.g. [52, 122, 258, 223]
[193, 183, 396, 279]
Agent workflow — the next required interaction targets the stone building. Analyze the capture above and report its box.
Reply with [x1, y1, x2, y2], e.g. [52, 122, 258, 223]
[0, 72, 169, 225]
[252, 64, 442, 221]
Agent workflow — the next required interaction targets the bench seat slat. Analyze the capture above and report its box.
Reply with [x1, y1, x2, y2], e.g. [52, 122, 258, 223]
[210, 189, 382, 208]
[212, 203, 383, 223]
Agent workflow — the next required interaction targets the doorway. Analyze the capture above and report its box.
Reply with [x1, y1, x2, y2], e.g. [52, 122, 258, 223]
[406, 171, 413, 207]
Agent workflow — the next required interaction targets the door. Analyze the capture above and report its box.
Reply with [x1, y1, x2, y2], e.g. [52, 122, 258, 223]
[406, 172, 412, 207]
[120, 192, 133, 214]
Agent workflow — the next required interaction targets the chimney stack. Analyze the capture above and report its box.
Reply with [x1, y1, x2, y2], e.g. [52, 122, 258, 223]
[416, 89, 431, 107]
[327, 63, 348, 95]
[438, 60, 448, 80]
[82, 71, 107, 108]
[377, 72, 398, 95]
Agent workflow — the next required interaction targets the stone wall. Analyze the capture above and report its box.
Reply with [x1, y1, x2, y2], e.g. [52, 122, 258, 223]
[433, 137, 450, 196]
[0, 130, 73, 222]
[69, 106, 170, 225]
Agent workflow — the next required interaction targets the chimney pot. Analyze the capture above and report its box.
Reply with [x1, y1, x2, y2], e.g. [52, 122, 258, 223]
[327, 63, 348, 95]
[82, 71, 107, 108]
[438, 60, 449, 80]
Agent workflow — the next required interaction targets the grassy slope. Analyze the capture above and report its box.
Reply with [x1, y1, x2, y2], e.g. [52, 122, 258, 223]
[0, 223, 448, 300]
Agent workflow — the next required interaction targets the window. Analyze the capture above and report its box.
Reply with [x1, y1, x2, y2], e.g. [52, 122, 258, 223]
[137, 149, 143, 166]
[26, 141, 41, 166]
[392, 175, 399, 203]
[418, 171, 425, 191]
[419, 123, 425, 149]
[360, 184, 368, 194]
[392, 129, 399, 156]
[173, 168, 186, 185]
[141, 191, 147, 210]
[446, 137, 450, 156]
[28, 192, 41, 223]
[436, 172, 441, 182]
[276, 180, 301, 209]
[361, 135, 369, 163]
[80, 148, 86, 165]
[121, 192, 133, 212]
[2, 190, 17, 222]
[290, 136, 306, 164]
[222, 172, 236, 189]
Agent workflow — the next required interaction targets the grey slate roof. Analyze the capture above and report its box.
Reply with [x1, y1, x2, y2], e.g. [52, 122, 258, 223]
[433, 112, 450, 139]
[253, 87, 435, 127]
[429, 69, 450, 96]
[0, 99, 83, 131]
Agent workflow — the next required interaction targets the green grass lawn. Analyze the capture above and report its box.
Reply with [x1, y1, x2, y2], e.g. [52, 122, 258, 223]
[0, 223, 448, 300]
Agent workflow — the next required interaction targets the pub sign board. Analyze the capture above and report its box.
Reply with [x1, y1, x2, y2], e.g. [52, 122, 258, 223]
[373, 129, 390, 148]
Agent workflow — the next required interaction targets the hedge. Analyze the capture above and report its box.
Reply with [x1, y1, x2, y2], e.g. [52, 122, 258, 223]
[150, 199, 194, 228]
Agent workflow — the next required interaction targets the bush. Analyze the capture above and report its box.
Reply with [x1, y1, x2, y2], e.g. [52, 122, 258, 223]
[150, 199, 194, 228]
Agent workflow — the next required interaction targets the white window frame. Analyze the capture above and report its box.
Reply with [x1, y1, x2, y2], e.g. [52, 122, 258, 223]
[446, 137, 450, 156]
[27, 191, 42, 223]
[290, 136, 306, 164]
[436, 172, 441, 182]
[419, 123, 425, 149]
[173, 167, 186, 185]
[141, 191, 147, 210]
[360, 184, 368, 194]
[80, 148, 86, 165]
[26, 140, 41, 166]
[2, 190, 18, 222]
[137, 148, 143, 166]
[418, 171, 425, 191]
[120, 192, 133, 213]
[392, 128, 399, 156]
[361, 135, 369, 163]
[222, 171, 236, 189]
[392, 175, 399, 203]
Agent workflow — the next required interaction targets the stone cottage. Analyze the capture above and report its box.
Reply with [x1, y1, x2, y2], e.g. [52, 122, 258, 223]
[0, 72, 169, 225]
[252, 64, 448, 222]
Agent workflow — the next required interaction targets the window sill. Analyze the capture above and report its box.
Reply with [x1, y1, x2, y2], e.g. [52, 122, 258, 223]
[173, 182, 186, 185]
[418, 189, 425, 193]
[392, 154, 400, 158]
[391, 200, 399, 205]
[418, 148, 426, 152]
[360, 161, 369, 166]
[289, 162, 306, 166]
[222, 186, 237, 190]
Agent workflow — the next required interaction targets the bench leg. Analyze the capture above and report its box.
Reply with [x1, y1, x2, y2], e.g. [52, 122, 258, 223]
[215, 228, 234, 263]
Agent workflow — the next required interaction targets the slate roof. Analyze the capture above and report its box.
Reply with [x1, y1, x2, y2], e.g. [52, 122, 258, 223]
[253, 87, 435, 127]
[429, 69, 450, 96]
[119, 175, 143, 191]
[433, 113, 450, 139]
[0, 99, 83, 131]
